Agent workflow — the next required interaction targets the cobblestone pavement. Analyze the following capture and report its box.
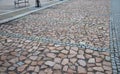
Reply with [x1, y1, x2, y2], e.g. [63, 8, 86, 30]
[0, 0, 110, 48]
[0, 36, 112, 74]
[0, 0, 113, 74]
[110, 0, 120, 73]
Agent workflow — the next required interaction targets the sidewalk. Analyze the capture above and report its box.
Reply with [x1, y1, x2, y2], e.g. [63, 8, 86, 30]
[0, 0, 113, 74]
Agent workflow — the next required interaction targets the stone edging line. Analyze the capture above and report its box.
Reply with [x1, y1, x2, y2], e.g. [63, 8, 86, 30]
[0, 32, 110, 52]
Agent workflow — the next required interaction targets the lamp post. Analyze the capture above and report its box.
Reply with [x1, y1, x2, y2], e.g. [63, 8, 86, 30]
[35, 0, 41, 7]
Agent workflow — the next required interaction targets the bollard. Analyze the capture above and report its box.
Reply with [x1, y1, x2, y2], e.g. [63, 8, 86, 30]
[35, 0, 41, 7]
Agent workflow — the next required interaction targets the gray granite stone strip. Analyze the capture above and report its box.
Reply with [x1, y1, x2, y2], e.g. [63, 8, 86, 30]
[0, 31, 110, 52]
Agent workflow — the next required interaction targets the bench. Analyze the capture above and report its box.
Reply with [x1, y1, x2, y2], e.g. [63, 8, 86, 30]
[14, 0, 29, 7]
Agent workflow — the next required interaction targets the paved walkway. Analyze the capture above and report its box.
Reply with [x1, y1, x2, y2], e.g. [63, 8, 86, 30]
[0, 0, 51, 14]
[0, 0, 113, 74]
[110, 0, 120, 73]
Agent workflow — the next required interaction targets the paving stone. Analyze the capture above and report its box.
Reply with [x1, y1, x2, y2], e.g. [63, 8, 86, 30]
[48, 46, 56, 50]
[9, 58, 18, 63]
[68, 54, 76, 58]
[35, 66, 39, 72]
[31, 61, 37, 65]
[62, 59, 69, 65]
[71, 47, 78, 51]
[17, 65, 27, 72]
[103, 66, 112, 71]
[46, 53, 56, 58]
[63, 65, 68, 71]
[93, 51, 99, 57]
[19, 56, 26, 61]
[53, 64, 62, 69]
[70, 50, 77, 55]
[17, 61, 24, 66]
[88, 58, 95, 63]
[77, 66, 86, 73]
[27, 66, 35, 71]
[85, 54, 92, 59]
[96, 72, 104, 74]
[78, 60, 86, 67]
[53, 70, 62, 74]
[39, 71, 46, 74]
[77, 55, 85, 59]
[56, 47, 64, 50]
[41, 65, 48, 69]
[29, 56, 38, 60]
[70, 58, 77, 64]
[44, 68, 53, 74]
[78, 50, 84, 55]
[85, 49, 93, 54]
[54, 58, 61, 63]
[93, 67, 104, 72]
[58, 53, 67, 58]
[8, 66, 16, 70]
[37, 61, 44, 65]
[95, 57, 103, 63]
[105, 56, 111, 61]
[103, 61, 111, 66]
[45, 61, 55, 67]
[61, 50, 69, 54]
[24, 59, 31, 64]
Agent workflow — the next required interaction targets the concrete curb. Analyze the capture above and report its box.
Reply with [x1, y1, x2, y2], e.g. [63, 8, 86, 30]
[0, 0, 68, 24]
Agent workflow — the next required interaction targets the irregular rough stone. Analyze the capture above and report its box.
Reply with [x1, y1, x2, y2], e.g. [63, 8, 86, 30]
[77, 66, 86, 73]
[46, 53, 56, 58]
[93, 67, 104, 72]
[70, 50, 77, 55]
[31, 61, 37, 66]
[71, 47, 78, 51]
[24, 59, 31, 64]
[19, 56, 26, 60]
[27, 66, 35, 71]
[62, 59, 69, 65]
[93, 51, 99, 57]
[29, 56, 38, 60]
[103, 61, 111, 66]
[70, 58, 77, 64]
[35, 66, 39, 72]
[63, 65, 68, 71]
[88, 58, 95, 63]
[85, 49, 93, 54]
[103, 66, 112, 71]
[18, 65, 27, 72]
[68, 54, 76, 58]
[54, 58, 61, 63]
[48, 46, 56, 50]
[85, 54, 92, 59]
[95, 57, 103, 62]
[53, 64, 62, 69]
[53, 70, 62, 74]
[9, 58, 18, 63]
[105, 56, 111, 61]
[45, 61, 55, 67]
[78, 60, 86, 67]
[96, 72, 104, 74]
[77, 55, 85, 59]
[61, 50, 68, 54]
[58, 53, 67, 58]
[78, 50, 84, 55]
[41, 65, 48, 69]
[39, 71, 46, 74]
[8, 66, 16, 70]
